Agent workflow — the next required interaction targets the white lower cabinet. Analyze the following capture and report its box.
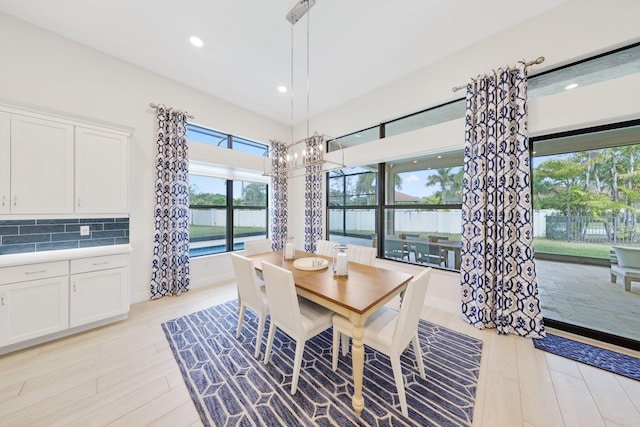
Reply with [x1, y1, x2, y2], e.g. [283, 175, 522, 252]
[0, 252, 130, 352]
[70, 255, 129, 328]
[0, 262, 69, 346]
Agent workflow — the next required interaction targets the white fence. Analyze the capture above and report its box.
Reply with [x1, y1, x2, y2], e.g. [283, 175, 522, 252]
[329, 208, 554, 237]
[190, 209, 266, 228]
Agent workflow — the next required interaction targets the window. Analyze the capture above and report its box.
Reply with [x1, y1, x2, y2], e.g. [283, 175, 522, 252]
[532, 121, 640, 261]
[189, 176, 228, 256]
[187, 124, 268, 156]
[189, 176, 268, 257]
[383, 151, 463, 269]
[327, 166, 378, 247]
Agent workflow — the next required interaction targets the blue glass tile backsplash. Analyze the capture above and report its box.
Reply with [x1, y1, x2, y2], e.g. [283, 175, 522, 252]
[0, 217, 129, 255]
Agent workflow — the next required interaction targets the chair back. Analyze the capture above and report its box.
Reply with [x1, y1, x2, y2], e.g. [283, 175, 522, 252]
[393, 267, 432, 349]
[315, 239, 334, 257]
[346, 244, 376, 266]
[230, 253, 265, 310]
[244, 238, 272, 256]
[261, 261, 303, 337]
[384, 238, 405, 259]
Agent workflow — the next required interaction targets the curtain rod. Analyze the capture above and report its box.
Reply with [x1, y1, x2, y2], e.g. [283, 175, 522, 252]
[451, 56, 545, 93]
[149, 103, 195, 119]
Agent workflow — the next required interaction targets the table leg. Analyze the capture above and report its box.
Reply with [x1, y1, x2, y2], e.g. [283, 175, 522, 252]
[350, 315, 365, 417]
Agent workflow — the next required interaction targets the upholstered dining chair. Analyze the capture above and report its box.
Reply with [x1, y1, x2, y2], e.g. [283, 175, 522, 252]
[331, 267, 432, 417]
[346, 244, 376, 266]
[244, 238, 273, 256]
[315, 239, 334, 257]
[261, 261, 333, 394]
[230, 253, 269, 358]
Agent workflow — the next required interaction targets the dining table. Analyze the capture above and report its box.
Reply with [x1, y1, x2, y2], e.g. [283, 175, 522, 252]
[247, 249, 413, 417]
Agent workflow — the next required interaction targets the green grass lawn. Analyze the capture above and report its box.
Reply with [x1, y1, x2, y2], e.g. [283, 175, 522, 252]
[533, 238, 612, 259]
[189, 225, 266, 239]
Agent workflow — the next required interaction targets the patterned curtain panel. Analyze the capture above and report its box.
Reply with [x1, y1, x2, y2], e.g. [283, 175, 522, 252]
[304, 135, 323, 253]
[270, 140, 288, 251]
[460, 62, 545, 338]
[151, 105, 190, 300]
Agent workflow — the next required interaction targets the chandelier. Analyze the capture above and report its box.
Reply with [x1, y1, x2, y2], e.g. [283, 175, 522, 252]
[264, 0, 344, 177]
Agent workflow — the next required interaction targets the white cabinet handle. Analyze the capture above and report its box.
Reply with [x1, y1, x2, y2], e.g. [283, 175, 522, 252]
[1, 195, 5, 207]
[0, 295, 5, 305]
[92, 261, 109, 266]
[13, 195, 17, 207]
[24, 269, 46, 275]
[77, 198, 81, 208]
[73, 282, 77, 292]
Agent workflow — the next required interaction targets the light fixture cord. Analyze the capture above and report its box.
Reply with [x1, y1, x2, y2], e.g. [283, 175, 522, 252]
[306, 3, 310, 138]
[290, 23, 294, 145]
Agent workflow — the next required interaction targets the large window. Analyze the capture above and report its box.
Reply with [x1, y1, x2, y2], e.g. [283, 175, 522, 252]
[189, 176, 268, 257]
[188, 124, 268, 156]
[327, 166, 378, 247]
[382, 151, 463, 269]
[532, 121, 640, 261]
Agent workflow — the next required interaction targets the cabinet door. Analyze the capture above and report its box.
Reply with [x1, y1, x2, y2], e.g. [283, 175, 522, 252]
[75, 127, 129, 214]
[0, 276, 69, 346]
[69, 267, 129, 328]
[0, 112, 10, 214]
[10, 115, 74, 213]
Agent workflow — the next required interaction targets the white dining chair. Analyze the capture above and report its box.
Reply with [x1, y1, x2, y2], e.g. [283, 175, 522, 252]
[331, 267, 432, 417]
[244, 238, 273, 256]
[261, 261, 333, 394]
[346, 244, 376, 266]
[315, 239, 334, 257]
[230, 253, 269, 358]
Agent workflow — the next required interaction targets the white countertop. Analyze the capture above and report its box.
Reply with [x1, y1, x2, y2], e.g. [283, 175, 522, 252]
[0, 244, 133, 267]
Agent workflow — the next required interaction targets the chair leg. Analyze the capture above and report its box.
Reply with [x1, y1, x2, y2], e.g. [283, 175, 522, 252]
[332, 328, 340, 371]
[263, 323, 276, 365]
[391, 355, 408, 418]
[236, 305, 246, 338]
[611, 273, 617, 283]
[291, 339, 306, 394]
[254, 314, 267, 358]
[412, 334, 426, 380]
[340, 334, 349, 356]
[625, 278, 631, 292]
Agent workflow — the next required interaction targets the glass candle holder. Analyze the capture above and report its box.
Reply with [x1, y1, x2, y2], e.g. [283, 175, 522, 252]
[284, 236, 295, 260]
[333, 244, 348, 277]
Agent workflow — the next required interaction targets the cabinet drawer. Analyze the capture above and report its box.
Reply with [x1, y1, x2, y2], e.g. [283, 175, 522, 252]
[70, 254, 128, 274]
[0, 261, 68, 285]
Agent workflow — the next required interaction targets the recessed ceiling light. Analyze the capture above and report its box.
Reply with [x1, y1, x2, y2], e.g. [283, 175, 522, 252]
[564, 83, 578, 90]
[436, 155, 442, 159]
[353, 134, 362, 138]
[190, 35, 204, 48]
[278, 85, 287, 93]
[413, 160, 418, 163]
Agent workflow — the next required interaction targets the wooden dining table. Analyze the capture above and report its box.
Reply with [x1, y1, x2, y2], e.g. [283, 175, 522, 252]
[247, 249, 413, 417]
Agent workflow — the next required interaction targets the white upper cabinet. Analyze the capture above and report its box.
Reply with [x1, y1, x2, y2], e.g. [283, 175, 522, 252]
[75, 127, 129, 214]
[0, 112, 9, 214]
[10, 114, 74, 214]
[0, 105, 130, 216]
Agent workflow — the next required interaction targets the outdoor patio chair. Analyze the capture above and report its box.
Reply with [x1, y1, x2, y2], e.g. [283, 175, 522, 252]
[610, 245, 640, 292]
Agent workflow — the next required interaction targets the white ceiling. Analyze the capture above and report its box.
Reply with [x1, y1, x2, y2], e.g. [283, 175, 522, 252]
[0, 0, 567, 126]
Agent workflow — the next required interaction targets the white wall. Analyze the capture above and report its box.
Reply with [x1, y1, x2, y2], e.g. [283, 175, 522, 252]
[288, 0, 640, 312]
[0, 12, 289, 303]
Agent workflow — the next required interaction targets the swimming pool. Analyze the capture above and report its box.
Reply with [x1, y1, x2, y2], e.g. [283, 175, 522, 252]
[190, 242, 244, 257]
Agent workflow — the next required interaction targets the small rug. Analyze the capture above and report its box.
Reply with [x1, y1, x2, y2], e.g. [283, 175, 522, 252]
[162, 300, 483, 426]
[533, 333, 640, 381]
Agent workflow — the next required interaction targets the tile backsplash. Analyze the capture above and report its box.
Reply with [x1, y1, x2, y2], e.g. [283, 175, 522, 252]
[0, 217, 129, 255]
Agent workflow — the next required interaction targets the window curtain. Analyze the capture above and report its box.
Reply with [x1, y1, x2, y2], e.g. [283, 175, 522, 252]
[304, 135, 323, 253]
[460, 62, 545, 338]
[151, 105, 190, 299]
[270, 140, 288, 251]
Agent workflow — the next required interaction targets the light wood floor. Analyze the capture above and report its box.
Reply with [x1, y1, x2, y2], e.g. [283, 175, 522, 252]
[1, 281, 639, 427]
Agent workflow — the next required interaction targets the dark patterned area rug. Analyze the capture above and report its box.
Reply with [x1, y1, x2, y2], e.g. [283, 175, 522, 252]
[162, 300, 483, 426]
[533, 333, 640, 381]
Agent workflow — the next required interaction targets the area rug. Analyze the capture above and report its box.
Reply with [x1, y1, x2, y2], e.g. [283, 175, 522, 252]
[162, 300, 483, 426]
[533, 333, 640, 381]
